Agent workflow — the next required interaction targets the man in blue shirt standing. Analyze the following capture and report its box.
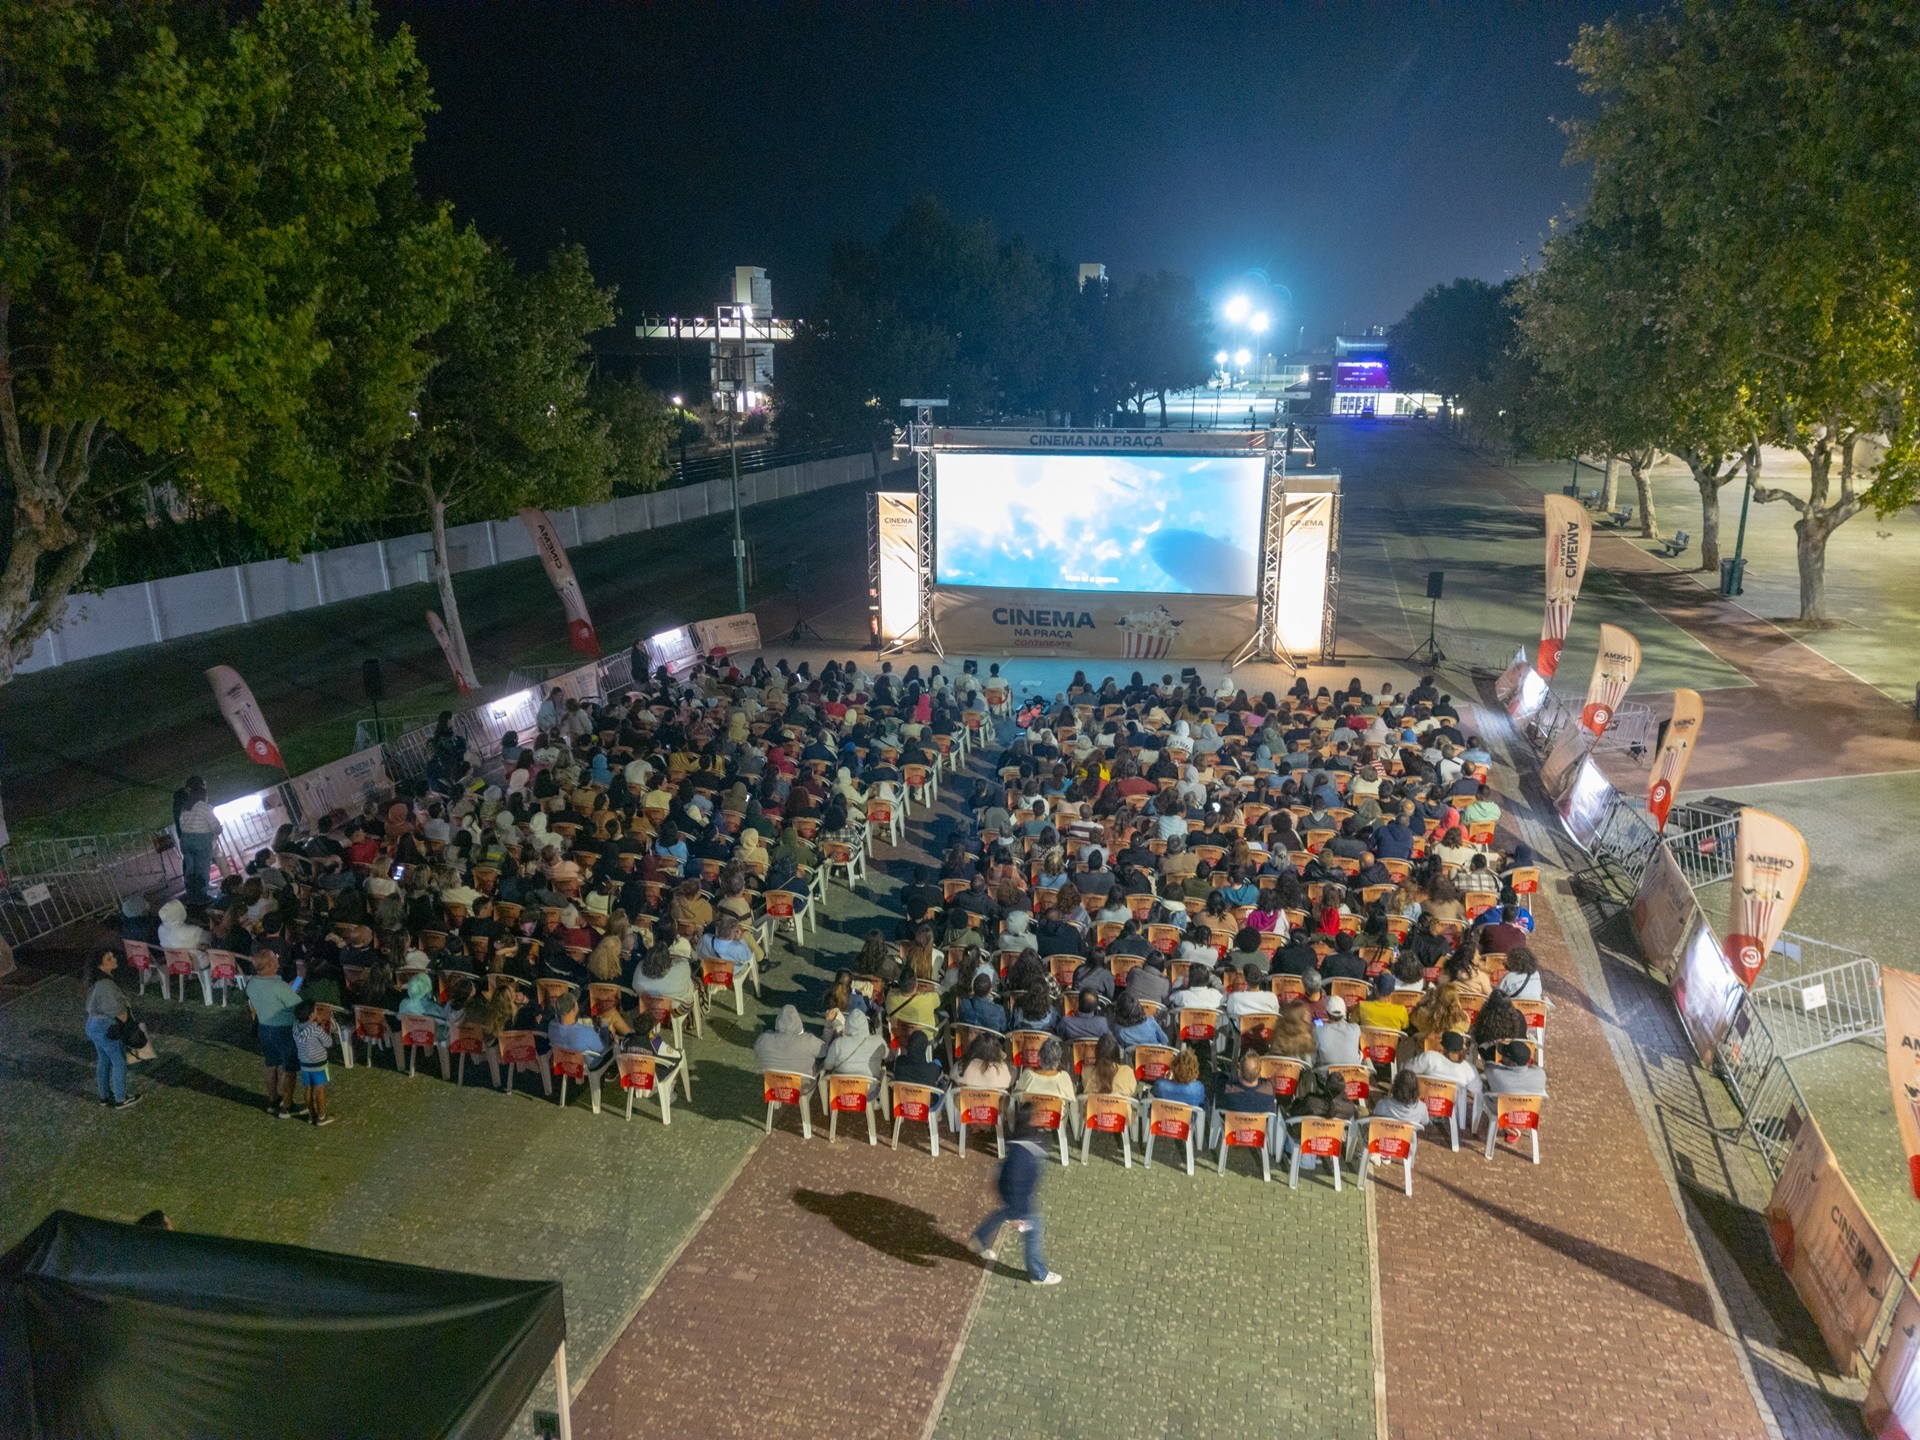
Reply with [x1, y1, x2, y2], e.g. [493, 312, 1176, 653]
[244, 952, 304, 1119]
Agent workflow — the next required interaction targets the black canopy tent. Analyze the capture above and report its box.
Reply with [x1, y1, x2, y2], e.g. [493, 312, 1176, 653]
[0, 1211, 571, 1440]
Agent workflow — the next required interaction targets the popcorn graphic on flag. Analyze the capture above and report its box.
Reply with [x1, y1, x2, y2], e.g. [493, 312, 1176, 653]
[1115, 605, 1183, 660]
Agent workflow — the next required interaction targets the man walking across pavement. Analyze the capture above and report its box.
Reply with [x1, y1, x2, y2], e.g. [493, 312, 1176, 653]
[967, 1102, 1063, 1286]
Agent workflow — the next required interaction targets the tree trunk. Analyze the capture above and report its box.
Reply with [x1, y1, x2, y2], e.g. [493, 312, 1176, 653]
[1795, 516, 1828, 624]
[1630, 460, 1657, 538]
[1694, 474, 1722, 573]
[1156, 390, 1168, 429]
[1599, 457, 1619, 510]
[428, 491, 479, 688]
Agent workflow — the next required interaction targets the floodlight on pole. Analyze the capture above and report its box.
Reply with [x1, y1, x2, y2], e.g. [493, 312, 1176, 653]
[1234, 348, 1252, 367]
[1223, 295, 1251, 323]
[1249, 311, 1270, 334]
[1215, 350, 1229, 365]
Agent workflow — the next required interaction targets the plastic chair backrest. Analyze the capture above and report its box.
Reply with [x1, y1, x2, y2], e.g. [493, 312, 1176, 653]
[1220, 1111, 1271, 1148]
[1368, 1117, 1417, 1161]
[1295, 1115, 1347, 1158]
[828, 1074, 870, 1112]
[764, 1070, 807, 1105]
[1149, 1099, 1195, 1140]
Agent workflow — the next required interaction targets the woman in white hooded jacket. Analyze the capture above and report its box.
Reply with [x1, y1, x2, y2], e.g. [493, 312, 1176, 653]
[820, 1009, 886, 1096]
[157, 899, 213, 1003]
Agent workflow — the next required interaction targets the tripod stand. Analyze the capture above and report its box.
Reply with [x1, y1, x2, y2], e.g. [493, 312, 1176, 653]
[785, 562, 824, 644]
[1403, 595, 1445, 665]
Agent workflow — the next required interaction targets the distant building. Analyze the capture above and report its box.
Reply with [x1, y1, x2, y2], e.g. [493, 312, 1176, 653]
[633, 265, 795, 412]
[1077, 262, 1108, 291]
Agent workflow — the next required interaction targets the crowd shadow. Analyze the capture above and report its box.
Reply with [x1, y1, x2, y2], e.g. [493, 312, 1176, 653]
[1428, 1174, 1718, 1329]
[790, 1187, 979, 1270]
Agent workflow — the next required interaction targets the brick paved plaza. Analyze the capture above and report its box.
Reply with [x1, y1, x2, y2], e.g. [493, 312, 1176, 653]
[5, 421, 1910, 1438]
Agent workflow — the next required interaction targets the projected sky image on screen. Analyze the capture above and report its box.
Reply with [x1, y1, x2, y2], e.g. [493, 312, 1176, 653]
[934, 453, 1264, 595]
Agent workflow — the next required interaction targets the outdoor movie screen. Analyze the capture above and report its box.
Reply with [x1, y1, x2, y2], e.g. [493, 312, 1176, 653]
[933, 451, 1265, 596]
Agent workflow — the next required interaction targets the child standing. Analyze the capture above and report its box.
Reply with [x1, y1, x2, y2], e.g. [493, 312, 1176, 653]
[292, 1001, 337, 1127]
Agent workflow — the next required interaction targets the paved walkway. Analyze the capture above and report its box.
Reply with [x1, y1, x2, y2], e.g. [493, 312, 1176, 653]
[1373, 843, 1767, 1440]
[1481, 467, 1920, 791]
[573, 1131, 997, 1440]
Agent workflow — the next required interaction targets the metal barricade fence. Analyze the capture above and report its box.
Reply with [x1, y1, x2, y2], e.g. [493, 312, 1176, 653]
[1586, 792, 1662, 892]
[1523, 690, 1579, 755]
[596, 650, 635, 696]
[1593, 700, 1656, 759]
[0, 830, 184, 950]
[353, 714, 440, 753]
[1664, 810, 1739, 889]
[1735, 1056, 1814, 1180]
[1750, 940, 1885, 1060]
[1716, 986, 1779, 1113]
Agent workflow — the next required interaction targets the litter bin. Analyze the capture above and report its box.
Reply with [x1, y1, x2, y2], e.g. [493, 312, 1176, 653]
[1719, 556, 1746, 596]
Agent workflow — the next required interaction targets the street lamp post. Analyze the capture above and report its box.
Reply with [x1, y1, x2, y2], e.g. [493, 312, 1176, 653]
[727, 305, 749, 613]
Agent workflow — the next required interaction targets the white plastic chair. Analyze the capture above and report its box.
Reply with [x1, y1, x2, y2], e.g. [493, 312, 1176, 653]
[950, 1086, 1009, 1158]
[764, 1069, 815, 1138]
[763, 889, 810, 947]
[163, 948, 213, 1006]
[821, 837, 868, 890]
[551, 1046, 614, 1112]
[864, 795, 905, 852]
[1143, 1098, 1199, 1176]
[825, 1074, 879, 1144]
[890, 1082, 942, 1156]
[617, 1050, 690, 1123]
[1079, 1094, 1140, 1168]
[352, 1005, 398, 1069]
[1358, 1117, 1420, 1195]
[1415, 1075, 1464, 1151]
[488, 1029, 551, 1097]
[1483, 1092, 1545, 1163]
[1287, 1115, 1351, 1191]
[206, 949, 242, 1007]
[699, 951, 761, 1016]
[397, 1012, 450, 1080]
[1216, 1109, 1273, 1182]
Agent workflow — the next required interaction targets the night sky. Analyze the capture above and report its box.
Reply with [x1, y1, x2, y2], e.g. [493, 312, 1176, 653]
[384, 2, 1624, 341]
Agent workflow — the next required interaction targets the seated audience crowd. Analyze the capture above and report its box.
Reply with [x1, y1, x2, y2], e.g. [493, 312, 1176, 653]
[111, 653, 1547, 1164]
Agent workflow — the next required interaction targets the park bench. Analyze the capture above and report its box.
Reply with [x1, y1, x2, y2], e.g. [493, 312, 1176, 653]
[1609, 505, 1634, 527]
[1655, 529, 1690, 557]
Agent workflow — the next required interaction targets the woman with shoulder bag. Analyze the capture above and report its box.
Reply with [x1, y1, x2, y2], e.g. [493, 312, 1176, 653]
[85, 948, 142, 1111]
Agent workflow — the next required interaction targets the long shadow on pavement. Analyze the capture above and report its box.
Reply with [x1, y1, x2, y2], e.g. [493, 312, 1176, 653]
[1429, 1174, 1719, 1329]
[792, 1186, 983, 1269]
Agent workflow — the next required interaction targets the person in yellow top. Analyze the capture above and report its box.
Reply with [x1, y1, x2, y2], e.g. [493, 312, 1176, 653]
[1079, 1034, 1138, 1099]
[886, 982, 940, 1035]
[1012, 1037, 1078, 1105]
[1352, 972, 1411, 1033]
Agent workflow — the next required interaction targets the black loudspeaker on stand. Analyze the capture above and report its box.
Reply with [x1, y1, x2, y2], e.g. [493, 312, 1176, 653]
[785, 562, 824, 644]
[362, 658, 386, 740]
[1404, 570, 1446, 665]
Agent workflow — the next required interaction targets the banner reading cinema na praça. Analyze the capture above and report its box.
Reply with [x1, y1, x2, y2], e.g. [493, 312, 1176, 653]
[1538, 493, 1591, 681]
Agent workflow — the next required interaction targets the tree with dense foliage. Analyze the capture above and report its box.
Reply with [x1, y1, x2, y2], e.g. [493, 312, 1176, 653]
[377, 244, 618, 686]
[776, 197, 1212, 446]
[1107, 271, 1215, 427]
[1563, 1, 1920, 620]
[0, 0, 474, 681]
[1389, 279, 1512, 415]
